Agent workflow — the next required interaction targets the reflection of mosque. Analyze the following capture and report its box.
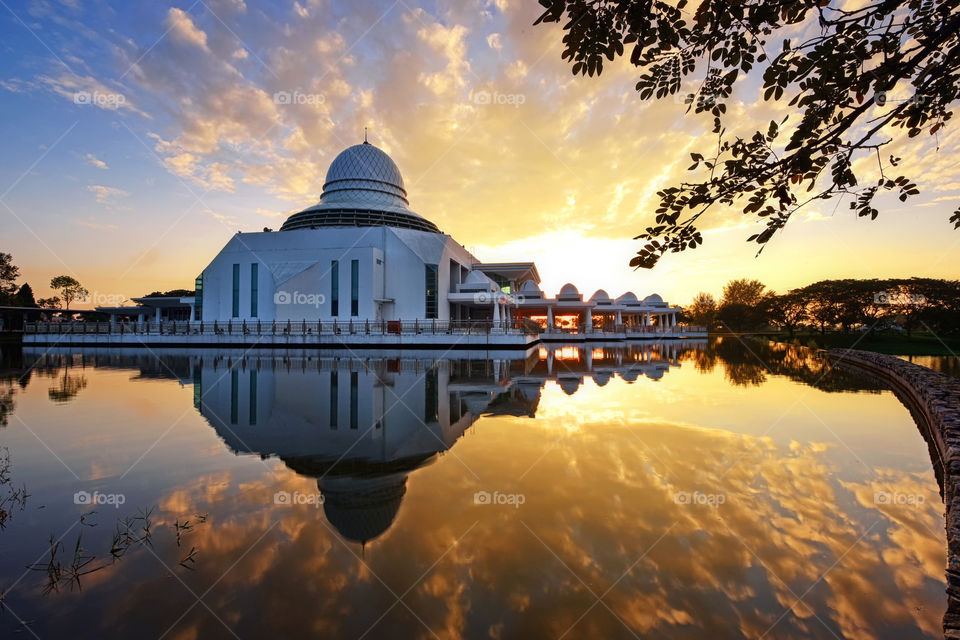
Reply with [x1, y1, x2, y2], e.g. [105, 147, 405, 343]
[21, 341, 705, 545]
[193, 340, 704, 545]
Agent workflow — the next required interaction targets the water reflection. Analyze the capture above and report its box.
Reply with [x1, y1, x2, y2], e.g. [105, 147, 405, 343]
[190, 342, 706, 545]
[0, 340, 947, 639]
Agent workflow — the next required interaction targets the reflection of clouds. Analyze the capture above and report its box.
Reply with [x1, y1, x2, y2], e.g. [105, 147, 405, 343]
[3, 353, 945, 639]
[97, 400, 941, 639]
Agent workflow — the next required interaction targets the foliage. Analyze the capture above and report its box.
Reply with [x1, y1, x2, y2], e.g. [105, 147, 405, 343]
[142, 289, 195, 298]
[687, 291, 718, 326]
[37, 296, 62, 309]
[0, 252, 20, 303]
[49, 275, 88, 311]
[708, 275, 960, 334]
[15, 283, 36, 308]
[536, 0, 960, 268]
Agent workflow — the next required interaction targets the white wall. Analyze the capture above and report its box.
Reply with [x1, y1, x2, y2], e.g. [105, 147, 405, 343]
[198, 227, 478, 322]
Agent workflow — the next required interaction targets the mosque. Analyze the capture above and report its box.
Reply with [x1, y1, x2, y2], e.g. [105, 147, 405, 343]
[26, 140, 698, 347]
[134, 141, 680, 329]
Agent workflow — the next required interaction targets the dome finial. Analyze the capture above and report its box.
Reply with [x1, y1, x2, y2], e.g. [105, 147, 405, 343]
[363, 127, 368, 144]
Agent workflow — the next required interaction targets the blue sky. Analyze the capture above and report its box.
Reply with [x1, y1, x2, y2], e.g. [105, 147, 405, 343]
[2, 0, 958, 305]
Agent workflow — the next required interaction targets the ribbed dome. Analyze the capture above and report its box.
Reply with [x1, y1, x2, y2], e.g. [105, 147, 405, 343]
[280, 142, 441, 234]
[323, 143, 408, 206]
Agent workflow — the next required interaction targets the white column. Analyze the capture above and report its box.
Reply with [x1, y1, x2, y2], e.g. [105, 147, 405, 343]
[493, 301, 501, 324]
[547, 306, 554, 332]
[154, 307, 161, 322]
[585, 309, 592, 333]
[615, 310, 622, 325]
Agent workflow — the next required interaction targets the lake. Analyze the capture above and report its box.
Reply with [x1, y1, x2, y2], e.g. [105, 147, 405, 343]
[0, 339, 946, 639]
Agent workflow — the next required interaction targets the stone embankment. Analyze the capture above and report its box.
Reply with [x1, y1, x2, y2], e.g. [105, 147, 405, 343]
[827, 349, 960, 638]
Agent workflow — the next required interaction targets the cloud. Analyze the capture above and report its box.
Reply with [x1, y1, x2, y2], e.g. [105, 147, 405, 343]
[84, 153, 108, 170]
[165, 8, 209, 51]
[74, 218, 119, 231]
[38, 72, 149, 117]
[86, 184, 130, 203]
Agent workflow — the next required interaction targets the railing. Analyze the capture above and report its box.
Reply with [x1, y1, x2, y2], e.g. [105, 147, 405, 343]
[23, 319, 541, 337]
[22, 320, 706, 339]
[545, 324, 708, 335]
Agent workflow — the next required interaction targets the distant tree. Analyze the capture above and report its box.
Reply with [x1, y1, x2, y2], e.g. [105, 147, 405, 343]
[537, 0, 960, 269]
[766, 290, 807, 337]
[15, 283, 36, 308]
[0, 252, 20, 304]
[49, 276, 88, 311]
[881, 277, 959, 336]
[687, 291, 718, 327]
[37, 296, 62, 309]
[800, 280, 845, 334]
[721, 278, 767, 307]
[142, 289, 194, 298]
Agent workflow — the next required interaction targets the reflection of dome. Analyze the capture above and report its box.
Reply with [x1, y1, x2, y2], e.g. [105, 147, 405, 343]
[281, 143, 440, 234]
[558, 377, 581, 395]
[620, 370, 639, 383]
[592, 371, 612, 386]
[319, 474, 407, 545]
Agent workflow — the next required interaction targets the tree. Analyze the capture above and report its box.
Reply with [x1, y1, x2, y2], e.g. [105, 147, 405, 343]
[800, 280, 844, 334]
[49, 276, 88, 311]
[721, 279, 767, 307]
[37, 296, 62, 309]
[536, 0, 960, 269]
[0, 252, 19, 304]
[687, 291, 718, 327]
[765, 290, 808, 337]
[15, 283, 36, 308]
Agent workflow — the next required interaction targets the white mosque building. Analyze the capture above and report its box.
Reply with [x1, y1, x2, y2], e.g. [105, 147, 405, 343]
[28, 141, 700, 347]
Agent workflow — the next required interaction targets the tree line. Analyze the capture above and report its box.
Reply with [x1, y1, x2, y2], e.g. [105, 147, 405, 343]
[684, 277, 960, 336]
[0, 252, 88, 310]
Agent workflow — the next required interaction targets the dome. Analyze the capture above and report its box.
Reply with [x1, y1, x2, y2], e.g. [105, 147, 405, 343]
[517, 279, 543, 300]
[589, 289, 611, 304]
[642, 293, 666, 307]
[557, 283, 581, 301]
[616, 292, 638, 305]
[280, 142, 441, 234]
[324, 143, 407, 204]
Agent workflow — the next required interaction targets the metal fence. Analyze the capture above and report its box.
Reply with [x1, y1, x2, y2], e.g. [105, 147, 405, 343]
[24, 319, 542, 337]
[24, 320, 707, 338]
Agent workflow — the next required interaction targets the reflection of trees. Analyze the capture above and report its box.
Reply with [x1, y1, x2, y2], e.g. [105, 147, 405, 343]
[0, 385, 13, 427]
[47, 371, 87, 403]
[679, 337, 887, 392]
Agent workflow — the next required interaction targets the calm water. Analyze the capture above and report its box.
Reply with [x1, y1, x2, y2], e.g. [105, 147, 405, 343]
[898, 355, 960, 379]
[0, 339, 947, 639]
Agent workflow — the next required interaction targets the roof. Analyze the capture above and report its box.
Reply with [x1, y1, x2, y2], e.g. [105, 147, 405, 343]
[280, 143, 441, 234]
[473, 262, 540, 285]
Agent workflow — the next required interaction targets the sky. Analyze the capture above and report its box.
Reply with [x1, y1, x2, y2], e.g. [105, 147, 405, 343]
[0, 0, 958, 307]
